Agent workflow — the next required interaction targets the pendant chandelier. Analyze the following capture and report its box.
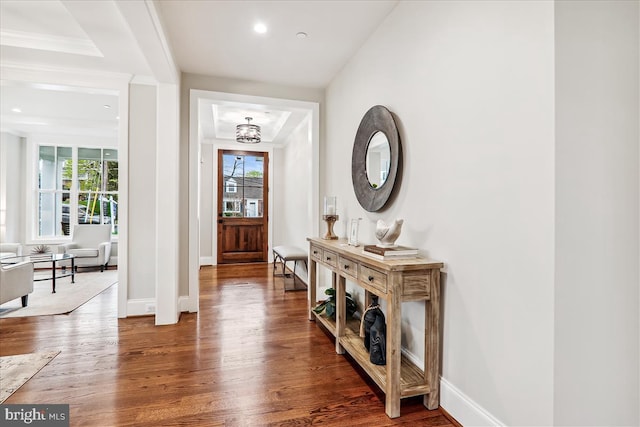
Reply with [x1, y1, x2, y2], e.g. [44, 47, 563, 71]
[236, 117, 261, 144]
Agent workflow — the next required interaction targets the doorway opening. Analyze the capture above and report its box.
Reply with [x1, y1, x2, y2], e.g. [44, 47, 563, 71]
[188, 89, 320, 313]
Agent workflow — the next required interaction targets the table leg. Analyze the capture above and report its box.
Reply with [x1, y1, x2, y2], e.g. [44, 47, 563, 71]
[309, 259, 317, 321]
[51, 260, 56, 293]
[424, 269, 441, 410]
[272, 251, 276, 276]
[385, 286, 402, 418]
[335, 275, 346, 354]
[71, 257, 75, 283]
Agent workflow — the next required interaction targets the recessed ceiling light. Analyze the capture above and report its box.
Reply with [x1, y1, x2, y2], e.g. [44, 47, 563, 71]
[254, 23, 267, 34]
[11, 107, 21, 113]
[104, 104, 111, 109]
[296, 32, 308, 39]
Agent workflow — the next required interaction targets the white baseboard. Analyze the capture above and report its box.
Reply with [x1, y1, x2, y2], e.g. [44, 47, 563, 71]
[199, 256, 213, 266]
[400, 349, 502, 426]
[127, 296, 194, 317]
[127, 298, 155, 316]
[401, 347, 421, 368]
[178, 296, 190, 312]
[440, 376, 504, 426]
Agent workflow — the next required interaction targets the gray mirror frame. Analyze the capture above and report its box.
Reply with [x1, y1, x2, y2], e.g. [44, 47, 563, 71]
[351, 105, 402, 212]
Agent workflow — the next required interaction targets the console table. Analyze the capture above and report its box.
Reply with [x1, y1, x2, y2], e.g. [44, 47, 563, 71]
[307, 237, 443, 418]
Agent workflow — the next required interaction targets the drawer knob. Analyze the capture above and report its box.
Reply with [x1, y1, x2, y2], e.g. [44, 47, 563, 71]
[368, 276, 374, 282]
[343, 265, 349, 269]
[326, 257, 331, 261]
[313, 251, 318, 255]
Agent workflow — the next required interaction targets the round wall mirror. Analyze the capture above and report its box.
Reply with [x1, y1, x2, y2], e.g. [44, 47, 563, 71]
[352, 105, 401, 212]
[365, 131, 391, 189]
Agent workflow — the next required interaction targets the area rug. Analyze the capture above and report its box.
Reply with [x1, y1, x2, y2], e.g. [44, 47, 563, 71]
[0, 351, 60, 403]
[0, 270, 117, 318]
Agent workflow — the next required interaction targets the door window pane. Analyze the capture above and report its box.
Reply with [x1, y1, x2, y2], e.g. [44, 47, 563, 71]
[221, 153, 264, 218]
[243, 155, 264, 218]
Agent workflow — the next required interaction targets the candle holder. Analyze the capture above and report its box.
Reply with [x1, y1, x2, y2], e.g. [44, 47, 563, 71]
[322, 196, 338, 239]
[323, 196, 337, 215]
[322, 215, 339, 240]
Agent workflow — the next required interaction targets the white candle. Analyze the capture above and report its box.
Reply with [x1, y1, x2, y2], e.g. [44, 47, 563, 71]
[324, 196, 337, 215]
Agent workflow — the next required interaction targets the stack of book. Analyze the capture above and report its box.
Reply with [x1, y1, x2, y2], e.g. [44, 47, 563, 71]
[362, 245, 418, 261]
[30, 253, 52, 262]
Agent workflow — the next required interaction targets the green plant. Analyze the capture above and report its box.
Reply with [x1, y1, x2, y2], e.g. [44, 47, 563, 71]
[313, 288, 358, 319]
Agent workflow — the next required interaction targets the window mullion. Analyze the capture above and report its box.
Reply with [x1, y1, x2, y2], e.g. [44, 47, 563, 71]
[71, 146, 78, 228]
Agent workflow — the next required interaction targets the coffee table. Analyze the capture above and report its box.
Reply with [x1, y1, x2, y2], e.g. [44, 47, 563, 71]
[0, 254, 75, 293]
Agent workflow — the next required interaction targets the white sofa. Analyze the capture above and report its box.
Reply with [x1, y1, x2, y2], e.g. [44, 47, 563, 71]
[0, 243, 22, 259]
[0, 260, 34, 307]
[59, 224, 112, 271]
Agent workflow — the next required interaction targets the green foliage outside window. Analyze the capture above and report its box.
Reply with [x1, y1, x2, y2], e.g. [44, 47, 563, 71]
[245, 170, 263, 178]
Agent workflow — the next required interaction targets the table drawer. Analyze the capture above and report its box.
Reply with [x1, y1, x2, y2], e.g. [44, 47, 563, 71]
[323, 249, 338, 267]
[359, 265, 388, 294]
[310, 245, 323, 262]
[338, 256, 358, 279]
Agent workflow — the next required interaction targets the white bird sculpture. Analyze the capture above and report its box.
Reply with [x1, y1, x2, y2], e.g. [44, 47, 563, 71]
[375, 219, 404, 248]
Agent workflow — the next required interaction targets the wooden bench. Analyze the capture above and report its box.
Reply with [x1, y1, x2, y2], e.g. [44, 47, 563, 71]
[272, 245, 308, 291]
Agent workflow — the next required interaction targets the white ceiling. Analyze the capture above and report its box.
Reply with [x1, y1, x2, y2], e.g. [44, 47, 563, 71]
[0, 0, 398, 142]
[0, 81, 119, 138]
[156, 0, 398, 88]
[0, 0, 151, 75]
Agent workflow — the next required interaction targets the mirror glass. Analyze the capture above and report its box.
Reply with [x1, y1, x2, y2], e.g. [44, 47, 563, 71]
[365, 131, 391, 189]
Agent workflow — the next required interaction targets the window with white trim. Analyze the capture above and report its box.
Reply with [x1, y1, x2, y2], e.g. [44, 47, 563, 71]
[37, 145, 118, 237]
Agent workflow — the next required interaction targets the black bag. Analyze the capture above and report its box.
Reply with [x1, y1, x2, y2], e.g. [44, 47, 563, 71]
[369, 311, 386, 365]
[360, 296, 382, 352]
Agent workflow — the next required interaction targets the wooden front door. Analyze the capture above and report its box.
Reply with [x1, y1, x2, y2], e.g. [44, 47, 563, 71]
[217, 150, 269, 264]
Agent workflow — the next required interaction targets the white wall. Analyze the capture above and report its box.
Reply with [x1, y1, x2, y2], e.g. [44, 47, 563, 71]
[554, 1, 639, 425]
[0, 132, 25, 244]
[276, 141, 313, 284]
[326, 2, 556, 425]
[272, 117, 313, 281]
[128, 84, 157, 300]
[199, 143, 214, 264]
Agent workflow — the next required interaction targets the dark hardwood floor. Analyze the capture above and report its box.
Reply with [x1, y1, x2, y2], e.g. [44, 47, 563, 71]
[0, 264, 457, 426]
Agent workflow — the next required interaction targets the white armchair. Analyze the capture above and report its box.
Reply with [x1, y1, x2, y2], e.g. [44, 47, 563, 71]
[59, 224, 112, 272]
[0, 243, 23, 259]
[0, 260, 34, 306]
